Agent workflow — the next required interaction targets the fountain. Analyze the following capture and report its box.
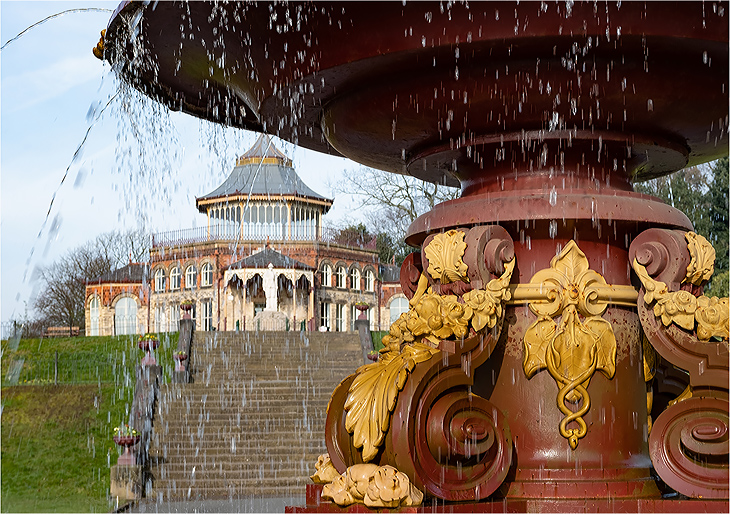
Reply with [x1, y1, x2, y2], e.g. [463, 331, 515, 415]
[99, 1, 728, 511]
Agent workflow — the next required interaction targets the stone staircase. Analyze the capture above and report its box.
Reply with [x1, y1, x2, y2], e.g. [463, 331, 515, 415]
[147, 331, 363, 501]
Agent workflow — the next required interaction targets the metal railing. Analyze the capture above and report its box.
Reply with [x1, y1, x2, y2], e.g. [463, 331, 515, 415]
[152, 224, 377, 250]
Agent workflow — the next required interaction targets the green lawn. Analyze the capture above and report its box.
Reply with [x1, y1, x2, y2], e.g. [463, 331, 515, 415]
[1, 333, 179, 512]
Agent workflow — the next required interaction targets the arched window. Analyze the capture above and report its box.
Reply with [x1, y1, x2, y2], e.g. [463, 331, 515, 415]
[350, 268, 361, 290]
[201, 263, 213, 287]
[170, 266, 181, 290]
[89, 296, 100, 336]
[389, 297, 409, 325]
[114, 297, 138, 335]
[364, 269, 375, 292]
[336, 266, 347, 289]
[185, 265, 197, 289]
[321, 264, 332, 287]
[154, 268, 166, 292]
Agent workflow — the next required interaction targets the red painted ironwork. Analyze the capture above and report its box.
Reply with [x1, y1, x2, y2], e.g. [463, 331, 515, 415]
[629, 228, 729, 500]
[102, 0, 729, 508]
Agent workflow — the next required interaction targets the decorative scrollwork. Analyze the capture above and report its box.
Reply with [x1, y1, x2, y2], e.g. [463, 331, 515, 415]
[522, 240, 617, 449]
[404, 388, 512, 501]
[344, 343, 440, 462]
[684, 232, 716, 286]
[630, 227, 729, 499]
[423, 229, 469, 284]
[326, 225, 515, 503]
[382, 259, 514, 351]
[633, 259, 729, 341]
[649, 396, 729, 499]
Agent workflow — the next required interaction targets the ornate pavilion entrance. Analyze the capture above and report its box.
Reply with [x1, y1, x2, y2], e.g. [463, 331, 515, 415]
[222, 248, 314, 331]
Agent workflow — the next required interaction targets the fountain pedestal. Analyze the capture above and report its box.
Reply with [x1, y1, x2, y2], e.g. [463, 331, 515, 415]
[102, 1, 728, 509]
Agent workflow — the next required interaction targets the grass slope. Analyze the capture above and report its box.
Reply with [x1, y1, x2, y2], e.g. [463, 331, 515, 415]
[1, 333, 178, 512]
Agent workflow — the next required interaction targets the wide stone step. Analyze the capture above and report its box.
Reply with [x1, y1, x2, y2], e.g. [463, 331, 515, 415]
[151, 429, 326, 440]
[153, 474, 312, 491]
[155, 416, 327, 427]
[150, 484, 308, 500]
[145, 331, 362, 495]
[160, 379, 350, 389]
[152, 468, 316, 483]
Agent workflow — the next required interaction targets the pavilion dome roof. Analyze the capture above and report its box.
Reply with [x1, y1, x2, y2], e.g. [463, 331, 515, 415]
[196, 135, 332, 212]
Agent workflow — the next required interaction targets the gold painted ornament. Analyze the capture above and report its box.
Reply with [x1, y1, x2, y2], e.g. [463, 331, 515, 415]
[346, 257, 515, 461]
[633, 259, 729, 341]
[423, 229, 470, 284]
[522, 240, 617, 449]
[320, 463, 424, 508]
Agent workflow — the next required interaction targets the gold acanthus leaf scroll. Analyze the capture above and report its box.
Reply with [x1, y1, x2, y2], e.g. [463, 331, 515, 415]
[424, 230, 469, 284]
[633, 259, 729, 341]
[344, 343, 440, 462]
[347, 258, 515, 462]
[522, 240, 617, 449]
[684, 232, 716, 285]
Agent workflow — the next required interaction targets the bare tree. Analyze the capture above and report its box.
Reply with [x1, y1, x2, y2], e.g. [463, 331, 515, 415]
[91, 229, 150, 269]
[34, 245, 113, 330]
[332, 167, 460, 242]
[33, 229, 150, 330]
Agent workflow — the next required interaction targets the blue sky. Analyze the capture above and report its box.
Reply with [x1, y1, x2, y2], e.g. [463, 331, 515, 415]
[1, 1, 358, 324]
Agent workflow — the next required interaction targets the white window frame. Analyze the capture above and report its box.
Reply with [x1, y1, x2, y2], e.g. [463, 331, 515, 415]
[169, 304, 179, 332]
[322, 265, 332, 287]
[154, 268, 165, 292]
[170, 266, 181, 290]
[185, 265, 197, 289]
[364, 269, 375, 292]
[155, 303, 167, 332]
[350, 268, 361, 290]
[389, 296, 409, 326]
[202, 299, 213, 331]
[89, 296, 100, 336]
[114, 297, 138, 335]
[320, 302, 331, 330]
[336, 266, 347, 289]
[335, 303, 345, 332]
[201, 262, 213, 287]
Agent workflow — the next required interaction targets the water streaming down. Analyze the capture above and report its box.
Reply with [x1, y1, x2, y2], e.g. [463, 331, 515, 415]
[146, 331, 363, 507]
[93, 1, 730, 511]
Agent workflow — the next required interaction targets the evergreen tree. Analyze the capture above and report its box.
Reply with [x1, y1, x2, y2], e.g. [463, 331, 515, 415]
[635, 160, 728, 297]
[704, 157, 729, 297]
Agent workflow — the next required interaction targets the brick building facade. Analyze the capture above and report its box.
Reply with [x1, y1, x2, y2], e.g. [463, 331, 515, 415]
[85, 136, 404, 336]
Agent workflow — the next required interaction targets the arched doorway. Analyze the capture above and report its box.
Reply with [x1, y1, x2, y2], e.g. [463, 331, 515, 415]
[115, 297, 138, 335]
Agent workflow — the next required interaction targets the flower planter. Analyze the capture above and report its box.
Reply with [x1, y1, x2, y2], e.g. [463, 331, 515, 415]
[355, 303, 369, 321]
[173, 353, 188, 372]
[180, 303, 193, 320]
[138, 337, 160, 366]
[113, 434, 141, 466]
